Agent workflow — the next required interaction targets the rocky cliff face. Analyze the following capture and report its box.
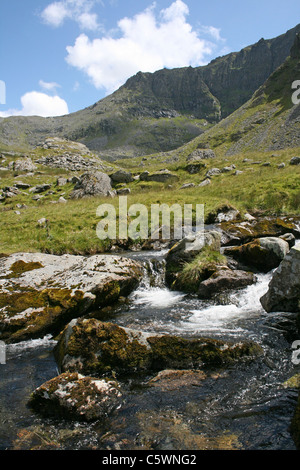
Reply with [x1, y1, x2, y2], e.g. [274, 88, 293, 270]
[0, 24, 299, 158]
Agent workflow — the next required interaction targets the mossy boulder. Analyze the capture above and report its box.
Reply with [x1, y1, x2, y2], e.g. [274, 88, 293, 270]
[54, 318, 263, 377]
[165, 231, 221, 287]
[28, 372, 122, 422]
[219, 217, 300, 246]
[0, 253, 143, 343]
[224, 237, 290, 272]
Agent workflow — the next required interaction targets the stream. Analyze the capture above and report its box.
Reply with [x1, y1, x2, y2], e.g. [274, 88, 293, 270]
[0, 246, 300, 450]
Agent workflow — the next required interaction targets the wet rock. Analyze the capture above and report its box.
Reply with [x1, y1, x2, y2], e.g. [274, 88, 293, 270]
[147, 369, 207, 391]
[70, 171, 116, 199]
[198, 268, 256, 299]
[28, 372, 122, 422]
[219, 217, 300, 246]
[54, 318, 263, 376]
[279, 233, 296, 248]
[0, 253, 143, 343]
[223, 237, 290, 272]
[260, 244, 300, 313]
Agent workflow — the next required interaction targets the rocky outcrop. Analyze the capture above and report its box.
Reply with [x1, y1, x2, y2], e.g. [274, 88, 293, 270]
[70, 171, 116, 199]
[0, 253, 143, 343]
[54, 318, 263, 377]
[28, 372, 122, 422]
[8, 157, 37, 173]
[224, 237, 290, 272]
[260, 244, 300, 312]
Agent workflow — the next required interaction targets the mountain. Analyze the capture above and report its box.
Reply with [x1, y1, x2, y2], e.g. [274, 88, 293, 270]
[0, 23, 299, 160]
[178, 32, 300, 156]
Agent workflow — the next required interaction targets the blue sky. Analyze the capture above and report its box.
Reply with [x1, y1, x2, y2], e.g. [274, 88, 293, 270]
[0, 0, 299, 117]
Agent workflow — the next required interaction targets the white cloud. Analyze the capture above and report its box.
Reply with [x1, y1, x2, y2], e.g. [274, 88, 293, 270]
[65, 0, 224, 95]
[41, 0, 100, 31]
[39, 80, 61, 92]
[0, 91, 69, 118]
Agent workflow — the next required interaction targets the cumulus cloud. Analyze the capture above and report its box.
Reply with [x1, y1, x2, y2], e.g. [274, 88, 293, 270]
[0, 91, 69, 117]
[41, 0, 101, 31]
[65, 0, 224, 95]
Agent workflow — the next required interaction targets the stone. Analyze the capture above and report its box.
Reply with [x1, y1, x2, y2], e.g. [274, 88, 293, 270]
[10, 157, 37, 173]
[223, 237, 290, 272]
[279, 233, 296, 248]
[198, 268, 256, 299]
[290, 156, 300, 165]
[185, 162, 206, 174]
[0, 252, 143, 343]
[205, 168, 221, 178]
[260, 244, 300, 313]
[186, 149, 216, 161]
[116, 188, 131, 195]
[277, 163, 285, 169]
[180, 183, 196, 189]
[58, 196, 67, 204]
[56, 177, 68, 187]
[221, 165, 236, 172]
[70, 171, 115, 199]
[54, 318, 263, 377]
[142, 170, 179, 183]
[28, 372, 122, 422]
[199, 178, 211, 187]
[31, 184, 52, 194]
[110, 170, 134, 183]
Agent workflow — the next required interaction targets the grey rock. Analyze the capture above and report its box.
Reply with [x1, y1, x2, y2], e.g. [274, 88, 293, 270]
[260, 244, 300, 312]
[0, 252, 143, 343]
[180, 183, 196, 189]
[110, 170, 134, 183]
[9, 157, 37, 173]
[56, 177, 68, 187]
[28, 372, 122, 422]
[70, 171, 115, 199]
[290, 156, 300, 165]
[198, 268, 256, 299]
[205, 168, 221, 177]
[199, 178, 211, 187]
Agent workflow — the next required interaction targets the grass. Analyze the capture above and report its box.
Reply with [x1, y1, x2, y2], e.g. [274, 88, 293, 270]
[0, 144, 299, 255]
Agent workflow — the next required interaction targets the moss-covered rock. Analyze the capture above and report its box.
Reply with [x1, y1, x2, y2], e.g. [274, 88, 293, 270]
[219, 216, 300, 246]
[54, 318, 263, 377]
[28, 372, 122, 422]
[224, 237, 290, 272]
[0, 253, 143, 343]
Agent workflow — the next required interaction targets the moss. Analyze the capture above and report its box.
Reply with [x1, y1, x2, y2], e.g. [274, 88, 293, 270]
[55, 319, 263, 377]
[2, 260, 44, 279]
[0, 288, 86, 342]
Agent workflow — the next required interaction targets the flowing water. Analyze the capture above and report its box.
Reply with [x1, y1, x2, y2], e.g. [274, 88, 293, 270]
[0, 246, 299, 450]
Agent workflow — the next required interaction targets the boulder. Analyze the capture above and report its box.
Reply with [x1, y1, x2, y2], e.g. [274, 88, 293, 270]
[70, 171, 115, 199]
[9, 157, 37, 173]
[223, 237, 290, 272]
[110, 170, 134, 183]
[54, 318, 263, 376]
[185, 162, 206, 174]
[0, 253, 143, 343]
[205, 168, 221, 178]
[198, 268, 256, 299]
[290, 157, 300, 165]
[199, 178, 211, 187]
[260, 244, 300, 313]
[219, 217, 300, 246]
[144, 170, 179, 183]
[28, 372, 122, 422]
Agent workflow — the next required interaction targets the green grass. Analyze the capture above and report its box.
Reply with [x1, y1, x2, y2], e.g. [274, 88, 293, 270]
[0, 145, 299, 255]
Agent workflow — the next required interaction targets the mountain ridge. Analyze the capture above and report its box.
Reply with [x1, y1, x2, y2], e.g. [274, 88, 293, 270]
[1, 23, 300, 160]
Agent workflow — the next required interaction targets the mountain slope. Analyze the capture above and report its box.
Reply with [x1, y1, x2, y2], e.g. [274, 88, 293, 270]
[0, 24, 299, 159]
[179, 32, 300, 156]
